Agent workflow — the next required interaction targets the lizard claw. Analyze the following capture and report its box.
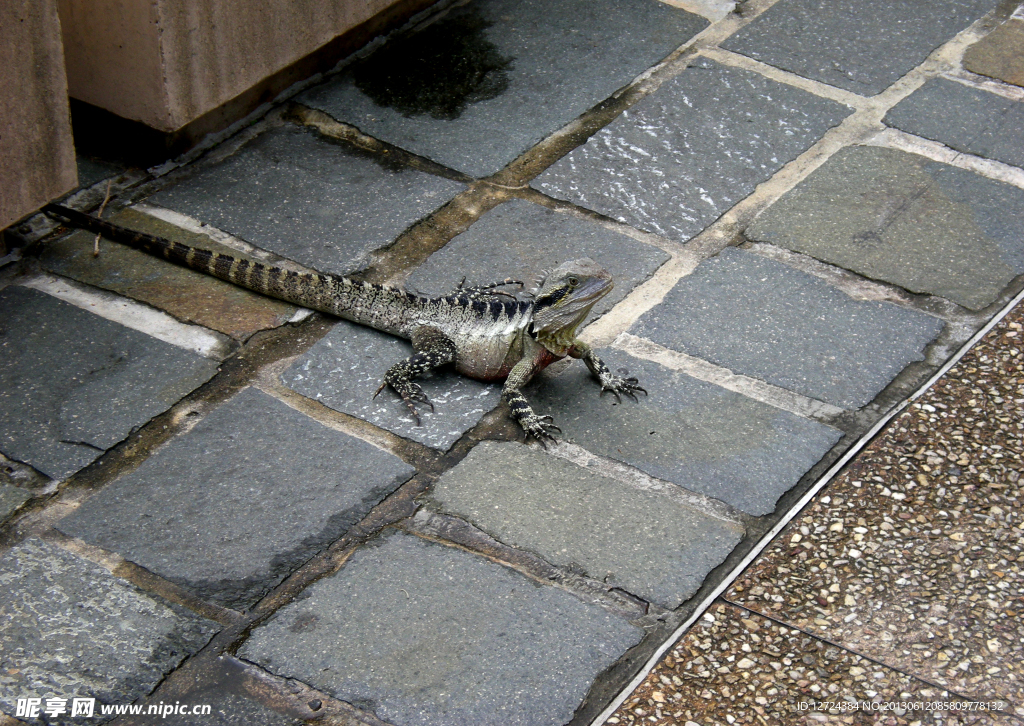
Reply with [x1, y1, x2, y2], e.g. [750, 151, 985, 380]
[522, 414, 561, 447]
[600, 376, 647, 403]
[374, 379, 434, 426]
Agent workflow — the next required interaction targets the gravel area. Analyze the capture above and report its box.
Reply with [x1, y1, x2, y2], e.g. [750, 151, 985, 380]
[607, 603, 995, 726]
[607, 302, 1024, 724]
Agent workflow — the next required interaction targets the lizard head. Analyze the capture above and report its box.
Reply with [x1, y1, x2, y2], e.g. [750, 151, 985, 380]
[530, 258, 613, 355]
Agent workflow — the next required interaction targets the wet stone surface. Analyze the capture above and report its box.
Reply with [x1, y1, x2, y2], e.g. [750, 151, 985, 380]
[405, 199, 670, 316]
[148, 124, 464, 275]
[150, 659, 306, 726]
[0, 285, 219, 481]
[745, 145, 1024, 311]
[41, 207, 300, 340]
[429, 441, 744, 608]
[528, 348, 842, 516]
[239, 531, 643, 726]
[299, 0, 707, 177]
[630, 247, 946, 409]
[963, 17, 1024, 88]
[728, 304, 1024, 712]
[283, 320, 501, 451]
[884, 78, 1024, 171]
[57, 388, 415, 610]
[533, 58, 850, 242]
[721, 0, 1002, 96]
[0, 538, 218, 723]
[608, 602, 993, 726]
[76, 156, 126, 189]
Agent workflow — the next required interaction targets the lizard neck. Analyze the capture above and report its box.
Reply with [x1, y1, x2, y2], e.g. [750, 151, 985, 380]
[533, 326, 579, 357]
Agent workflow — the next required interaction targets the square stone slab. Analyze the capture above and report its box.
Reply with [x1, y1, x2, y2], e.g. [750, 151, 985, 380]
[532, 58, 851, 242]
[629, 248, 945, 409]
[884, 77, 1024, 170]
[721, 0, 1002, 96]
[57, 388, 415, 610]
[529, 348, 841, 516]
[0, 538, 218, 720]
[299, 0, 707, 178]
[0, 484, 31, 524]
[405, 199, 670, 317]
[239, 531, 642, 726]
[283, 321, 501, 450]
[963, 17, 1024, 88]
[41, 207, 300, 340]
[429, 441, 744, 607]
[745, 145, 1024, 311]
[148, 124, 465, 275]
[0, 285, 219, 481]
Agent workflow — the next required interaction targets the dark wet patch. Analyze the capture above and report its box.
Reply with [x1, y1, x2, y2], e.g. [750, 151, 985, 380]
[351, 8, 513, 120]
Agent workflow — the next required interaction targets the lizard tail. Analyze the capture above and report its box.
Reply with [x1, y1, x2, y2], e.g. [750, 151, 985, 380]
[42, 204, 419, 336]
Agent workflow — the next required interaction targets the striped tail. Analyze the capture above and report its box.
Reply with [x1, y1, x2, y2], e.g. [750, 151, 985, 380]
[42, 204, 421, 337]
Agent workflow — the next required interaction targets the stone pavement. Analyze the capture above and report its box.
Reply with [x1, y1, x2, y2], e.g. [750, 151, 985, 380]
[1, 0, 1023, 724]
[606, 290, 1024, 726]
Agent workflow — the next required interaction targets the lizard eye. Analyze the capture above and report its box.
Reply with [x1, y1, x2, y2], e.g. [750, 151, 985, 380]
[567, 276, 580, 287]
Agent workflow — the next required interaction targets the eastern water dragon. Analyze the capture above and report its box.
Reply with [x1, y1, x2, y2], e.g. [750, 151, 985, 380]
[44, 204, 645, 444]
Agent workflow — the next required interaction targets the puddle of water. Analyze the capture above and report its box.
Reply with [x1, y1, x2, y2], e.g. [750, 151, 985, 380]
[351, 8, 514, 120]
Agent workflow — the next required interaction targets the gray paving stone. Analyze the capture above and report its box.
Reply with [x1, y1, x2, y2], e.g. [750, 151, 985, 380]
[884, 77, 1024, 169]
[149, 124, 465, 275]
[529, 348, 842, 516]
[0, 538, 218, 724]
[405, 199, 670, 317]
[57, 388, 415, 610]
[0, 484, 31, 524]
[721, 0, 1002, 96]
[41, 208, 300, 340]
[630, 248, 946, 409]
[963, 17, 1024, 88]
[0, 286, 219, 481]
[745, 145, 1024, 311]
[239, 531, 642, 726]
[283, 321, 501, 450]
[430, 441, 744, 607]
[299, 0, 707, 178]
[532, 58, 851, 242]
[76, 156, 126, 189]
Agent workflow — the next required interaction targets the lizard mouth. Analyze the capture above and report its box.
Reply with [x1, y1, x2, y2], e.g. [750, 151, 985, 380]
[576, 276, 613, 303]
[532, 277, 613, 338]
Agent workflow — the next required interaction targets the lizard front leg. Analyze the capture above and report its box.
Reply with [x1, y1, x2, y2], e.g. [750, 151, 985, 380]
[374, 326, 456, 425]
[569, 341, 647, 401]
[502, 358, 561, 446]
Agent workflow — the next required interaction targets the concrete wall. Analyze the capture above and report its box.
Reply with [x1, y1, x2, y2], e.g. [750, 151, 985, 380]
[59, 0, 408, 133]
[0, 0, 77, 230]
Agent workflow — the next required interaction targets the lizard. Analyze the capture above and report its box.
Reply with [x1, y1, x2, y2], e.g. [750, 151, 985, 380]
[43, 203, 645, 444]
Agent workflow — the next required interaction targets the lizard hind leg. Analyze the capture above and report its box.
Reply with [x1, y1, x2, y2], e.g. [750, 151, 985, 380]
[373, 326, 457, 425]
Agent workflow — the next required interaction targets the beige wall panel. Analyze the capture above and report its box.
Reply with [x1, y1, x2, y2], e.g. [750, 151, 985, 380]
[0, 0, 77, 230]
[60, 0, 402, 133]
[58, 0, 169, 129]
[158, 0, 398, 129]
